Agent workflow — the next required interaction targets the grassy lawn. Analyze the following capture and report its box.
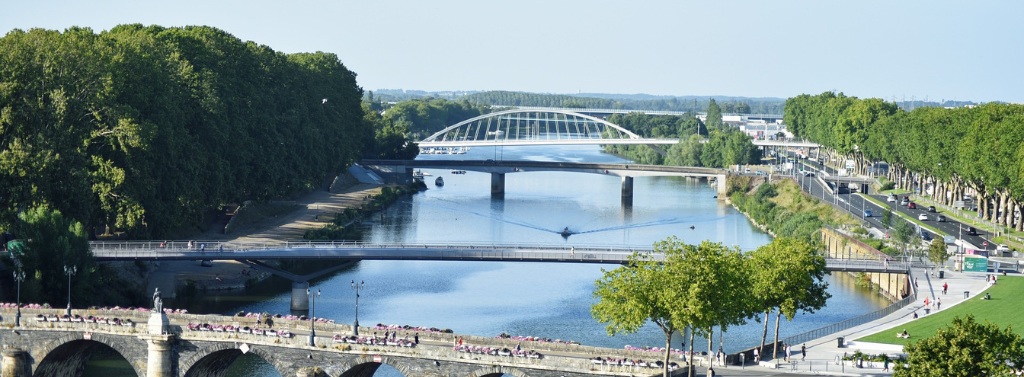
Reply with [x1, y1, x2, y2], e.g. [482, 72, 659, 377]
[859, 275, 1024, 346]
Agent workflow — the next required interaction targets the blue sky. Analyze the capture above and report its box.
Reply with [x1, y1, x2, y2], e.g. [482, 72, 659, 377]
[4, 1, 1022, 103]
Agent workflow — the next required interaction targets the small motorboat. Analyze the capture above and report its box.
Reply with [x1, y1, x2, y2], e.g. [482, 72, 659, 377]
[435, 177, 444, 186]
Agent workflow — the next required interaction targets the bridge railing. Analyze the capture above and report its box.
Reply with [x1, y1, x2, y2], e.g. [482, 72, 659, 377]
[824, 258, 910, 272]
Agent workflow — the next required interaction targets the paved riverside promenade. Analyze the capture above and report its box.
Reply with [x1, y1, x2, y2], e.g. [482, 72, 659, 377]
[697, 267, 994, 377]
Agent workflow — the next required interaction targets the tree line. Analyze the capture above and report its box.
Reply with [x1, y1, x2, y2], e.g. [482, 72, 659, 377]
[460, 90, 774, 114]
[604, 99, 762, 167]
[784, 92, 1024, 232]
[0, 25, 375, 239]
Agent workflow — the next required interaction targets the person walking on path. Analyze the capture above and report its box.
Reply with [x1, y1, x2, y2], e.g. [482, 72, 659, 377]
[943, 282, 948, 295]
[801, 344, 806, 361]
[753, 347, 759, 363]
[785, 344, 792, 362]
[937, 297, 942, 310]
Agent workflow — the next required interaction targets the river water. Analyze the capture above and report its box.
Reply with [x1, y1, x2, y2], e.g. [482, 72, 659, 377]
[89, 145, 889, 376]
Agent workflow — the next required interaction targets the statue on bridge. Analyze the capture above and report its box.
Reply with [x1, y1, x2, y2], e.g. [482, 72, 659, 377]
[153, 287, 163, 312]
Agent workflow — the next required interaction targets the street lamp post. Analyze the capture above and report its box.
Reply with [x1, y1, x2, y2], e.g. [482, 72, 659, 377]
[307, 286, 320, 347]
[351, 280, 364, 336]
[13, 270, 24, 327]
[64, 265, 76, 316]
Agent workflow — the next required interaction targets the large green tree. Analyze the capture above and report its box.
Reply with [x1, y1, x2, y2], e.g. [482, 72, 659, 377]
[592, 241, 683, 377]
[593, 237, 752, 377]
[748, 237, 830, 360]
[894, 315, 1024, 377]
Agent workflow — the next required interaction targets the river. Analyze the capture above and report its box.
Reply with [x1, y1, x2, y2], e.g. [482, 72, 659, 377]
[88, 145, 890, 376]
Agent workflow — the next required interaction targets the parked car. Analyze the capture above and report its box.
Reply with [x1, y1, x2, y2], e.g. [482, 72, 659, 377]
[908, 202, 918, 209]
[967, 227, 979, 236]
[917, 213, 928, 221]
[937, 215, 947, 222]
[928, 205, 937, 212]
[864, 209, 873, 217]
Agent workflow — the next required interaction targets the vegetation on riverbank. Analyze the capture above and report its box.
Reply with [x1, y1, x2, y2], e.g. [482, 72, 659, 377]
[303, 183, 424, 241]
[727, 176, 858, 245]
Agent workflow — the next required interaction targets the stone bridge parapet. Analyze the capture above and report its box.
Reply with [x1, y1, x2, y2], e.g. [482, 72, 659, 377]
[0, 308, 681, 377]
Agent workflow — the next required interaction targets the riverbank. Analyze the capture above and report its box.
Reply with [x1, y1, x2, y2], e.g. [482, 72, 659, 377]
[144, 179, 387, 297]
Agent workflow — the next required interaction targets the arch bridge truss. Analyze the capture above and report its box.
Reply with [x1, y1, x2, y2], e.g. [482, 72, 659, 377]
[419, 109, 676, 148]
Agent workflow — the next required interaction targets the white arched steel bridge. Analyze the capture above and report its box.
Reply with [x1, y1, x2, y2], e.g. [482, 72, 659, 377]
[418, 108, 820, 148]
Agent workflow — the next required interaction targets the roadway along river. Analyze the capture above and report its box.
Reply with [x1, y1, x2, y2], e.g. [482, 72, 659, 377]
[91, 145, 890, 377]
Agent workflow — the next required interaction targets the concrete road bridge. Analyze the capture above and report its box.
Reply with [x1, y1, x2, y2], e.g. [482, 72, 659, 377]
[360, 159, 730, 199]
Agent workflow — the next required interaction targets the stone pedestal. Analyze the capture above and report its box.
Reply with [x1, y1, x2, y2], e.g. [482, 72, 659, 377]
[1, 350, 29, 377]
[148, 311, 170, 335]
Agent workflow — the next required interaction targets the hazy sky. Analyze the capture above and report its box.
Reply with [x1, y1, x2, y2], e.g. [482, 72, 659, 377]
[4, 1, 1022, 103]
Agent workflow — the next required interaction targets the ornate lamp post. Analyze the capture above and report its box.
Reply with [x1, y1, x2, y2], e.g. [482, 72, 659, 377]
[307, 286, 320, 347]
[13, 270, 25, 327]
[351, 280, 364, 336]
[64, 265, 76, 316]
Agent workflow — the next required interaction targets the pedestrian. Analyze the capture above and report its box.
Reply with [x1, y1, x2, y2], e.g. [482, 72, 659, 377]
[801, 344, 806, 361]
[753, 347, 759, 363]
[924, 296, 930, 307]
[937, 297, 941, 310]
[458, 336, 463, 346]
[414, 333, 419, 344]
[883, 357, 890, 372]
[785, 344, 792, 362]
[943, 282, 948, 295]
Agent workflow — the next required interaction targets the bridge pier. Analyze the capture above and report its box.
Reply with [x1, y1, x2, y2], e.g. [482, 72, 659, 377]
[291, 281, 310, 311]
[142, 334, 174, 377]
[490, 173, 505, 197]
[1, 350, 29, 377]
[620, 176, 633, 204]
[716, 174, 728, 198]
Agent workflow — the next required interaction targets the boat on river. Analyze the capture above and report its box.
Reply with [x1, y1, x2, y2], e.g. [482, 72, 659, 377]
[435, 177, 444, 186]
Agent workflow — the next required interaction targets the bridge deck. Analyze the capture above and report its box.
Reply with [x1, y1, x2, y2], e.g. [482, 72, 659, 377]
[89, 241, 910, 273]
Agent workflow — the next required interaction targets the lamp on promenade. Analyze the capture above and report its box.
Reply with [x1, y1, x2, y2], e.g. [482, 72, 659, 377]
[13, 270, 24, 327]
[307, 286, 320, 347]
[351, 280, 364, 336]
[64, 265, 76, 316]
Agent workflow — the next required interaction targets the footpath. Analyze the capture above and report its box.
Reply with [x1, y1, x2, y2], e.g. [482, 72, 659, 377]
[147, 180, 384, 297]
[691, 267, 992, 377]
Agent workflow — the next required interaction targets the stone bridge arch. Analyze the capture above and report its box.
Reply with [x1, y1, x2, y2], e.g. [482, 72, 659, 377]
[467, 366, 530, 377]
[31, 333, 147, 377]
[334, 355, 416, 377]
[179, 341, 283, 377]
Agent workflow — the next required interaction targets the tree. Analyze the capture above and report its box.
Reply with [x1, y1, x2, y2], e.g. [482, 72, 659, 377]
[705, 99, 723, 130]
[927, 238, 949, 271]
[747, 237, 830, 360]
[13, 205, 94, 307]
[592, 244, 681, 377]
[894, 315, 1024, 377]
[592, 238, 751, 377]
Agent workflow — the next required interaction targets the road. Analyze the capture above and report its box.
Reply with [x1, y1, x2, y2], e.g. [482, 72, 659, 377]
[781, 151, 1002, 257]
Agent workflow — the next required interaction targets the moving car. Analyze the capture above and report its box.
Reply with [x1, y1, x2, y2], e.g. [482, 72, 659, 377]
[928, 206, 937, 213]
[908, 202, 918, 209]
[967, 227, 979, 236]
[887, 195, 897, 203]
[900, 198, 910, 206]
[937, 215, 947, 222]
[917, 213, 928, 221]
[864, 209, 873, 217]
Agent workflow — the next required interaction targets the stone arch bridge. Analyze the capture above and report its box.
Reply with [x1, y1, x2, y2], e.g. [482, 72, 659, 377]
[0, 308, 682, 377]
